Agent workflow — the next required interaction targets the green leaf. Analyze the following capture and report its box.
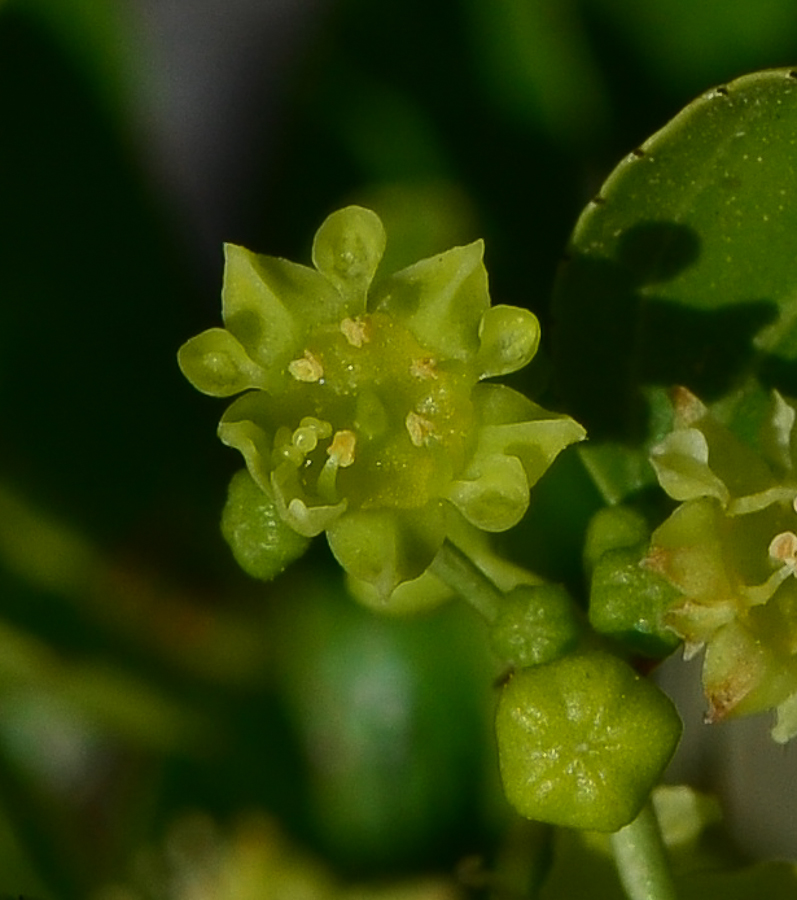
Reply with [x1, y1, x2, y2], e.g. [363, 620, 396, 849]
[463, 0, 608, 144]
[553, 69, 797, 457]
[4, 0, 138, 120]
[274, 576, 496, 870]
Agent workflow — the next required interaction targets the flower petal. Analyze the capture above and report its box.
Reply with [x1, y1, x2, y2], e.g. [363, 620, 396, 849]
[471, 384, 587, 489]
[371, 240, 489, 361]
[445, 386, 584, 532]
[650, 428, 730, 505]
[759, 389, 797, 474]
[217, 392, 276, 493]
[447, 454, 529, 532]
[773, 691, 797, 743]
[326, 503, 447, 600]
[177, 328, 267, 397]
[311, 206, 386, 313]
[221, 244, 343, 390]
[476, 305, 540, 379]
[653, 389, 778, 502]
[645, 497, 733, 607]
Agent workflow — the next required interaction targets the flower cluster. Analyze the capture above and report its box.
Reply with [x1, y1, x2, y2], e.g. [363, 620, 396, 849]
[646, 387, 797, 740]
[179, 206, 584, 601]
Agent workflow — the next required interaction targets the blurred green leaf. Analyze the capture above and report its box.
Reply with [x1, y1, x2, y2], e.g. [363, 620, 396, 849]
[274, 575, 499, 872]
[464, 0, 608, 144]
[590, 0, 797, 94]
[3, 0, 139, 119]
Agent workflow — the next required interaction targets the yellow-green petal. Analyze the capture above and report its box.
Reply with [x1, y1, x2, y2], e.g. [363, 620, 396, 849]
[447, 454, 529, 532]
[326, 504, 447, 601]
[222, 243, 343, 390]
[311, 205, 386, 312]
[650, 428, 731, 505]
[476, 305, 540, 379]
[372, 240, 489, 361]
[177, 328, 266, 397]
[471, 384, 587, 489]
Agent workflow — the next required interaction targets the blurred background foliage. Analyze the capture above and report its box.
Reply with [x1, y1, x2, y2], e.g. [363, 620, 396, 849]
[4, 0, 797, 896]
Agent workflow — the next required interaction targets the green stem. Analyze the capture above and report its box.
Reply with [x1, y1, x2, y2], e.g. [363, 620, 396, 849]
[611, 800, 678, 900]
[430, 539, 504, 623]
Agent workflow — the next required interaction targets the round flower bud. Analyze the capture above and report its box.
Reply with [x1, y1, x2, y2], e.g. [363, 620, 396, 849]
[221, 469, 310, 581]
[489, 584, 581, 668]
[583, 505, 650, 574]
[589, 545, 682, 658]
[495, 651, 682, 832]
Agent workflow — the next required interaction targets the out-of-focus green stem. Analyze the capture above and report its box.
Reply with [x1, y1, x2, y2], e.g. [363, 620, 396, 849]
[430, 539, 504, 623]
[611, 800, 678, 900]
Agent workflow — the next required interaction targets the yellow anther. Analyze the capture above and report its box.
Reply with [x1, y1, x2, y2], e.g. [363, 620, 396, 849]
[289, 351, 324, 382]
[405, 411, 436, 447]
[340, 317, 370, 348]
[327, 430, 357, 467]
[769, 531, 797, 571]
[410, 357, 438, 380]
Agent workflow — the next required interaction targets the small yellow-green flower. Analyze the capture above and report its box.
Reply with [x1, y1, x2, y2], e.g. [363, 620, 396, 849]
[646, 387, 797, 740]
[179, 206, 584, 600]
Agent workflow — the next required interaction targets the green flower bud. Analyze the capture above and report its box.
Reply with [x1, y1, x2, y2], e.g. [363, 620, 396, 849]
[646, 388, 797, 739]
[489, 584, 581, 668]
[589, 544, 682, 658]
[179, 206, 585, 601]
[495, 651, 682, 832]
[583, 505, 650, 574]
[221, 469, 311, 581]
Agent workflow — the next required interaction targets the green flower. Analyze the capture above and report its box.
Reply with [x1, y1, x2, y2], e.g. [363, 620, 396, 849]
[179, 206, 584, 600]
[646, 387, 797, 740]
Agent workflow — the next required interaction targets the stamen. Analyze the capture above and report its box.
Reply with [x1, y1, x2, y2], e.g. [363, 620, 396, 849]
[289, 350, 324, 382]
[405, 411, 436, 447]
[273, 427, 304, 467]
[410, 357, 438, 380]
[340, 317, 370, 348]
[290, 417, 332, 456]
[292, 426, 319, 454]
[769, 531, 797, 572]
[327, 430, 357, 467]
[317, 430, 357, 503]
